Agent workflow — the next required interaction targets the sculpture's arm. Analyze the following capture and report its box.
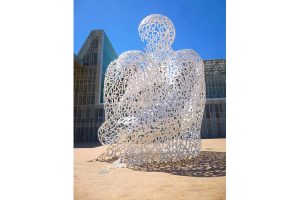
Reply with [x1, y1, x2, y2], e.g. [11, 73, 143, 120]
[99, 50, 148, 144]
[103, 59, 121, 121]
[167, 49, 205, 101]
[103, 50, 148, 120]
[164, 49, 205, 131]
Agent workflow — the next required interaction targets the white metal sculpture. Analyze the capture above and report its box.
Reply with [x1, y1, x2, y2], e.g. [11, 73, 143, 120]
[97, 14, 206, 167]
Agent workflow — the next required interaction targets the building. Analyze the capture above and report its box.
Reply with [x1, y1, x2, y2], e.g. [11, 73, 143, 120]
[201, 59, 226, 138]
[74, 30, 118, 142]
[74, 30, 226, 142]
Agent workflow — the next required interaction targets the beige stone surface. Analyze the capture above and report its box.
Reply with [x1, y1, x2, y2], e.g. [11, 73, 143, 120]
[74, 139, 226, 200]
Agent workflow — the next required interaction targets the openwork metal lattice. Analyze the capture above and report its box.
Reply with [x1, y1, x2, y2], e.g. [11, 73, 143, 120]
[97, 14, 206, 167]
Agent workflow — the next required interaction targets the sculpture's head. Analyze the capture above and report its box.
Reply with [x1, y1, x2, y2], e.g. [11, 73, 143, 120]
[138, 14, 175, 57]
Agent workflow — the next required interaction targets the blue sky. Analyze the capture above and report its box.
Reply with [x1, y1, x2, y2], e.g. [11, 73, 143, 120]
[74, 0, 226, 60]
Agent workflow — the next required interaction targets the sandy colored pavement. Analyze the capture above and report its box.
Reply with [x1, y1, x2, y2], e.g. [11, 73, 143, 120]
[74, 139, 226, 200]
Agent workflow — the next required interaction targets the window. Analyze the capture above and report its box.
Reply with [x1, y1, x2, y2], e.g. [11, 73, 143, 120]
[81, 108, 86, 118]
[206, 113, 210, 118]
[93, 53, 97, 65]
[205, 105, 209, 113]
[220, 104, 224, 112]
[215, 104, 219, 112]
[82, 96, 86, 105]
[209, 104, 214, 112]
[86, 96, 90, 105]
[86, 109, 90, 118]
[207, 126, 212, 135]
[91, 95, 95, 104]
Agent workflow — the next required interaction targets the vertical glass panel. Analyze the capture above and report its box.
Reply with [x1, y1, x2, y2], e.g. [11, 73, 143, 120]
[215, 104, 219, 112]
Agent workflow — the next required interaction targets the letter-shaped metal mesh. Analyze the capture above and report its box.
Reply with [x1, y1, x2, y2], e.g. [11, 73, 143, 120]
[97, 14, 206, 167]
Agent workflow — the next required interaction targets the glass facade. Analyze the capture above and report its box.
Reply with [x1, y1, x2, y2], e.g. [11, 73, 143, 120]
[201, 100, 226, 138]
[204, 59, 226, 98]
[81, 38, 99, 66]
[74, 30, 118, 142]
[201, 59, 226, 138]
[100, 33, 118, 103]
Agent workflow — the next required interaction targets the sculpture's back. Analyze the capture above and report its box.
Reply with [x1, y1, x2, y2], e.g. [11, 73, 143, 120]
[97, 14, 206, 166]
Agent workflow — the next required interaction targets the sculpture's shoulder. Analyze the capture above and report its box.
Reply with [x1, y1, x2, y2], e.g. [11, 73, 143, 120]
[114, 50, 154, 73]
[118, 50, 149, 64]
[107, 50, 149, 72]
[172, 49, 203, 63]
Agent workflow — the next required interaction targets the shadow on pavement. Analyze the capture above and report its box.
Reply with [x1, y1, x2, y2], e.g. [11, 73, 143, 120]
[129, 151, 226, 177]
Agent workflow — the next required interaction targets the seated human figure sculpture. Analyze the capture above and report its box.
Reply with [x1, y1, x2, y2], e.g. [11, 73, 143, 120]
[97, 14, 206, 167]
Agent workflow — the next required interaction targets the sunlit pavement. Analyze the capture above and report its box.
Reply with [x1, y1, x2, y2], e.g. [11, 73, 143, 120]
[74, 139, 226, 200]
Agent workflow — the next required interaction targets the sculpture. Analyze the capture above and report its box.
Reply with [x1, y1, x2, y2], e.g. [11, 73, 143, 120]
[97, 14, 206, 167]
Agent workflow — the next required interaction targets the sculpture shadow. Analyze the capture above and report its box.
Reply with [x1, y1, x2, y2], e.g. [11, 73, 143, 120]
[129, 151, 226, 177]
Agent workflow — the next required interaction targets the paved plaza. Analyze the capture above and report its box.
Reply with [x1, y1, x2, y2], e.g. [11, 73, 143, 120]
[74, 139, 226, 200]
